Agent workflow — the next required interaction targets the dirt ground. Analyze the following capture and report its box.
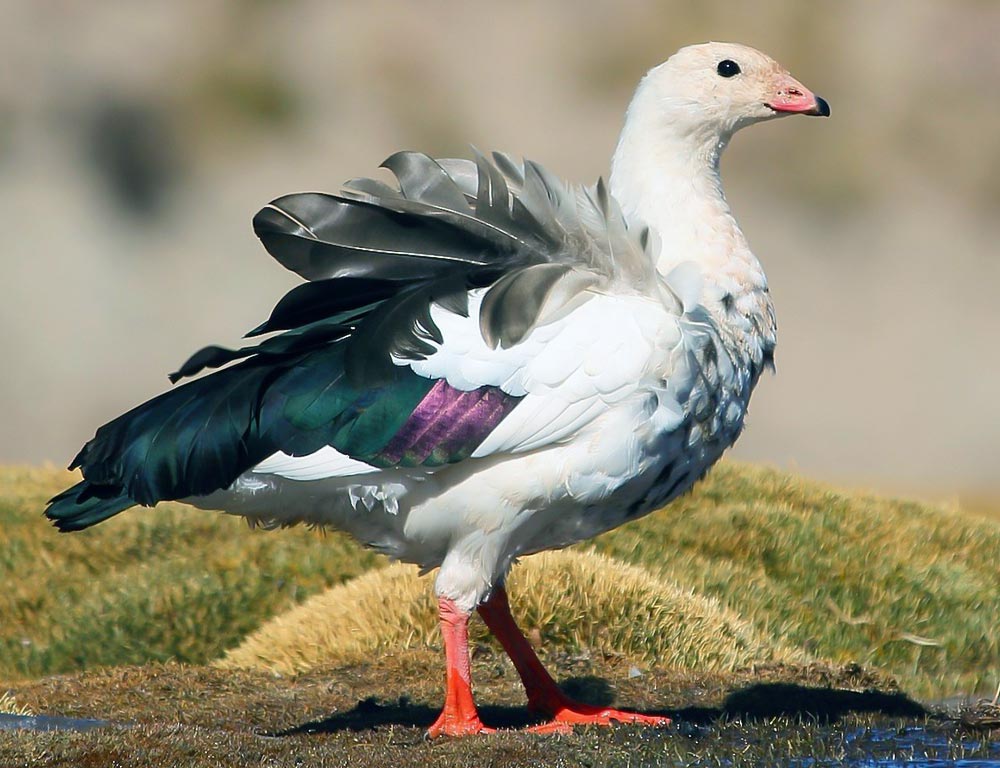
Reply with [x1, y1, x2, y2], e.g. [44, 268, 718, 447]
[5, 648, 991, 768]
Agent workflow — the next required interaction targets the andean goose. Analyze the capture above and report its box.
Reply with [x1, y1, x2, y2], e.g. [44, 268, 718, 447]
[46, 42, 828, 736]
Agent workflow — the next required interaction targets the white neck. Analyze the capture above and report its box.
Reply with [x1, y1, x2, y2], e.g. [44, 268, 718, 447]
[608, 87, 768, 303]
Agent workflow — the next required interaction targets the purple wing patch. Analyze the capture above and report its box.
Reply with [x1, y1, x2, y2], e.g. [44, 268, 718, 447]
[376, 379, 521, 467]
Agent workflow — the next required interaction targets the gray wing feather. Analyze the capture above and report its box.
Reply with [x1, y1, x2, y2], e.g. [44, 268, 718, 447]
[380, 152, 471, 212]
[251, 150, 654, 383]
[472, 148, 511, 227]
[254, 194, 492, 281]
[491, 151, 525, 186]
[480, 264, 599, 349]
[342, 176, 402, 199]
[434, 158, 479, 200]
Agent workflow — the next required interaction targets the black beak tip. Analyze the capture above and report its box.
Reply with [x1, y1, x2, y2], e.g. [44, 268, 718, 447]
[813, 96, 831, 117]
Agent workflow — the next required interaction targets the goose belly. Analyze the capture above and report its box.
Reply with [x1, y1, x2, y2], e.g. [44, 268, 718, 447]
[188, 361, 755, 583]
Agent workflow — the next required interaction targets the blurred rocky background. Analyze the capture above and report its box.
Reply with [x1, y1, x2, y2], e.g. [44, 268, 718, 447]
[1, 0, 997, 503]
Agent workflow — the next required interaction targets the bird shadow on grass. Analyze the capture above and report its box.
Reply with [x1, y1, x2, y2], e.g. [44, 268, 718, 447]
[267, 677, 925, 736]
[270, 676, 618, 735]
[270, 696, 534, 735]
[676, 683, 925, 724]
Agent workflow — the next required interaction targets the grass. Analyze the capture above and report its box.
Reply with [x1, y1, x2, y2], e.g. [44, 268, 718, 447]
[582, 464, 1000, 697]
[4, 652, 962, 768]
[220, 551, 804, 675]
[0, 690, 31, 716]
[0, 466, 381, 680]
[2, 463, 998, 698]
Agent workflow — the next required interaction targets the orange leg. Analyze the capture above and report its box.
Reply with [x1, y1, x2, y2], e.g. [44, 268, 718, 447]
[426, 597, 496, 738]
[477, 586, 671, 732]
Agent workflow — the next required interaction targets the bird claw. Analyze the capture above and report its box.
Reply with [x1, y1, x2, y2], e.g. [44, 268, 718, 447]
[522, 719, 576, 734]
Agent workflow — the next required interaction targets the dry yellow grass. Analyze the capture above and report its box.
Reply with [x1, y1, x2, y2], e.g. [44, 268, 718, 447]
[219, 550, 805, 676]
[0, 690, 31, 716]
[0, 465, 381, 679]
[7, 463, 1000, 696]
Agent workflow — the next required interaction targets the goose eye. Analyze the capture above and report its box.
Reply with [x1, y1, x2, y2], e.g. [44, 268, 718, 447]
[716, 59, 741, 78]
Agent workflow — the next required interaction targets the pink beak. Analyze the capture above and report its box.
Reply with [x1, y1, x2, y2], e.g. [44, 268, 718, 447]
[767, 75, 830, 117]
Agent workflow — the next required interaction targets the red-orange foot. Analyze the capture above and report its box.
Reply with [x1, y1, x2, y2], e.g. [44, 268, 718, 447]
[426, 711, 497, 738]
[540, 698, 672, 727]
[520, 698, 670, 734]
